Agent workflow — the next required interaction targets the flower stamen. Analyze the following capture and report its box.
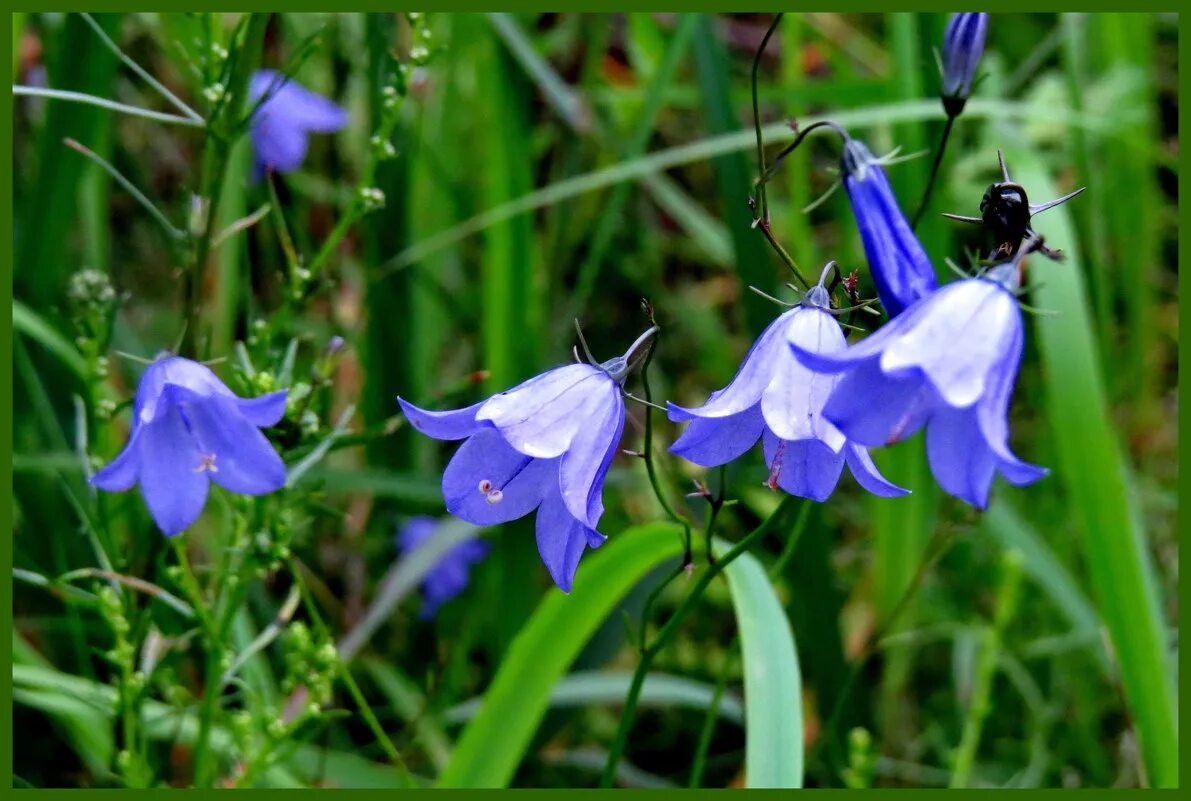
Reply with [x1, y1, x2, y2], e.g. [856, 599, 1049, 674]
[194, 453, 219, 473]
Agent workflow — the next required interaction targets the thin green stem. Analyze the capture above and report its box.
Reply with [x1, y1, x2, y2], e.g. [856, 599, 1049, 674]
[12, 85, 205, 127]
[601, 495, 799, 787]
[637, 337, 693, 557]
[79, 12, 203, 122]
[64, 137, 185, 240]
[911, 113, 956, 230]
[751, 13, 782, 224]
[768, 500, 813, 579]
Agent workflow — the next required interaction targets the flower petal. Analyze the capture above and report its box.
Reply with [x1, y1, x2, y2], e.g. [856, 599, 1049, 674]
[670, 310, 796, 420]
[822, 359, 936, 447]
[535, 478, 605, 593]
[236, 390, 288, 427]
[476, 364, 612, 459]
[177, 388, 287, 495]
[761, 431, 845, 502]
[558, 390, 624, 527]
[925, 406, 998, 508]
[441, 428, 553, 525]
[668, 404, 765, 467]
[763, 307, 847, 450]
[975, 326, 1049, 486]
[90, 429, 141, 492]
[880, 279, 1020, 409]
[398, 397, 485, 441]
[844, 443, 910, 497]
[252, 115, 310, 174]
[137, 397, 210, 536]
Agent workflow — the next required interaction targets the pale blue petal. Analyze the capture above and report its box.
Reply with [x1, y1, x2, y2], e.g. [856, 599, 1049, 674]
[441, 428, 553, 525]
[177, 388, 286, 495]
[476, 364, 612, 459]
[236, 390, 288, 427]
[398, 397, 485, 441]
[535, 478, 604, 593]
[558, 390, 624, 527]
[138, 397, 209, 536]
[90, 428, 141, 492]
[761, 431, 845, 502]
[763, 307, 847, 450]
[668, 404, 765, 467]
[844, 443, 909, 497]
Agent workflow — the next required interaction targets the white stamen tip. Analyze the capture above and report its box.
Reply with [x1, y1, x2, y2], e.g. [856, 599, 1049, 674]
[478, 479, 493, 494]
[485, 489, 504, 505]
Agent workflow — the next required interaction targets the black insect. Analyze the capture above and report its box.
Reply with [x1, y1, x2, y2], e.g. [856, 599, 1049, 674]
[943, 150, 1084, 260]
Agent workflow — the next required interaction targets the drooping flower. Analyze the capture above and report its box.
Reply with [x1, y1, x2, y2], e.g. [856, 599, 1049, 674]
[397, 327, 656, 592]
[790, 262, 1047, 509]
[396, 516, 490, 618]
[248, 70, 348, 179]
[668, 271, 907, 503]
[91, 355, 288, 535]
[941, 13, 989, 116]
[842, 136, 938, 318]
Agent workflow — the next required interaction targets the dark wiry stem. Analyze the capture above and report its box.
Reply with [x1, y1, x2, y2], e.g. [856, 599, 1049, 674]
[911, 114, 956, 230]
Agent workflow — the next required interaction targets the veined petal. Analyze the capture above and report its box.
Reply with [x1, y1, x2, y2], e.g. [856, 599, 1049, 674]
[761, 431, 845, 502]
[534, 478, 605, 593]
[844, 443, 910, 497]
[668, 404, 765, 467]
[91, 429, 141, 492]
[138, 398, 209, 536]
[764, 307, 847, 450]
[669, 310, 795, 419]
[476, 364, 613, 459]
[236, 390, 288, 428]
[788, 298, 928, 374]
[441, 428, 553, 525]
[822, 359, 937, 447]
[880, 279, 1020, 409]
[558, 391, 624, 527]
[926, 406, 998, 508]
[398, 397, 485, 441]
[175, 387, 286, 496]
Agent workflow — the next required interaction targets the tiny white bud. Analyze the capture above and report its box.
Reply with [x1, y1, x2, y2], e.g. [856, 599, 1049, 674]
[485, 489, 504, 505]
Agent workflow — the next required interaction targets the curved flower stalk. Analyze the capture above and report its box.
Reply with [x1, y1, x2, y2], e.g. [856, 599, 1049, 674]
[398, 326, 657, 592]
[91, 355, 289, 535]
[668, 269, 907, 502]
[248, 70, 348, 179]
[791, 260, 1047, 509]
[842, 136, 938, 317]
[941, 13, 989, 117]
[396, 517, 489, 618]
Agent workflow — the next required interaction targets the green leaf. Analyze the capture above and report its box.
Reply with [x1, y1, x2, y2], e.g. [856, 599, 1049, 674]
[436, 522, 685, 788]
[1004, 146, 1177, 788]
[716, 537, 803, 788]
[12, 300, 88, 384]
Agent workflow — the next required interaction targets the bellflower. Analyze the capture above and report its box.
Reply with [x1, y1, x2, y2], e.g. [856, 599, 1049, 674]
[668, 274, 907, 502]
[91, 355, 288, 535]
[842, 136, 938, 318]
[248, 70, 348, 178]
[790, 263, 1047, 509]
[396, 517, 489, 618]
[397, 327, 657, 592]
[941, 13, 989, 116]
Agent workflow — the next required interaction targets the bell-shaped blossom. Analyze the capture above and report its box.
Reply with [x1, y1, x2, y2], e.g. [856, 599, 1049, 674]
[790, 265, 1046, 509]
[91, 355, 288, 535]
[397, 328, 656, 592]
[668, 283, 906, 502]
[248, 70, 348, 178]
[396, 516, 490, 618]
[842, 136, 938, 318]
[941, 13, 989, 116]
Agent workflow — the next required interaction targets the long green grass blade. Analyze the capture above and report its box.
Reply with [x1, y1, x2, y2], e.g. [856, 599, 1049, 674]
[716, 537, 803, 788]
[437, 522, 685, 788]
[1005, 146, 1176, 788]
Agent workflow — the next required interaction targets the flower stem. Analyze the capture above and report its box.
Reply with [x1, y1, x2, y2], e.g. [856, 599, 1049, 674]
[600, 495, 799, 787]
[910, 113, 956, 230]
[636, 334, 693, 559]
[12, 85, 205, 127]
[750, 13, 783, 225]
[64, 137, 186, 240]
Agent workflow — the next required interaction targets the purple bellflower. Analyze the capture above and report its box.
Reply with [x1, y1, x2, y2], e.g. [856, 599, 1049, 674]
[396, 516, 490, 618]
[668, 268, 907, 502]
[91, 355, 289, 535]
[842, 136, 939, 318]
[941, 13, 989, 116]
[248, 70, 348, 179]
[397, 326, 658, 592]
[790, 260, 1047, 509]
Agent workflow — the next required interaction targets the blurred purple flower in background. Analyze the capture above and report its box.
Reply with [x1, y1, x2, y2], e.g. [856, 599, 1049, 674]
[398, 327, 657, 592]
[668, 275, 906, 502]
[842, 136, 938, 318]
[396, 517, 490, 618]
[248, 70, 347, 179]
[941, 13, 989, 115]
[791, 264, 1046, 509]
[91, 355, 288, 535]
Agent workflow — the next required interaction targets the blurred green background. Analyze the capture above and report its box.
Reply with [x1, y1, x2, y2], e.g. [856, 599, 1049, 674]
[11, 12, 1179, 789]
